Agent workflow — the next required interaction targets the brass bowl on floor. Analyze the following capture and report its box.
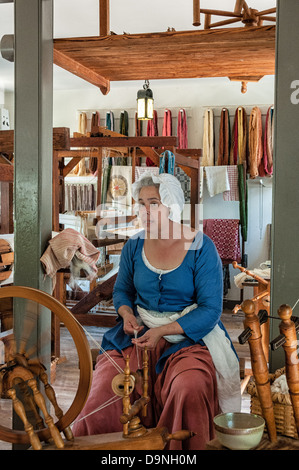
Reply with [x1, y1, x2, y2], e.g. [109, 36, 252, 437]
[213, 412, 265, 450]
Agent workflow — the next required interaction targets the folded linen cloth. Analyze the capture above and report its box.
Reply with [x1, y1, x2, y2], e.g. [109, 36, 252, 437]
[205, 166, 230, 197]
[40, 228, 100, 290]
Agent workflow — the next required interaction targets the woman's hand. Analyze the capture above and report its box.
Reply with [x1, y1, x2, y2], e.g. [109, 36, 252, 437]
[118, 306, 144, 336]
[132, 321, 184, 349]
[131, 327, 163, 350]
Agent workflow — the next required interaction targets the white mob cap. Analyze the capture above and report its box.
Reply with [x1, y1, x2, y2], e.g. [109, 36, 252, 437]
[132, 171, 185, 223]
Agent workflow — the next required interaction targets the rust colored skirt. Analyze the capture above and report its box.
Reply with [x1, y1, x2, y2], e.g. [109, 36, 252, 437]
[72, 338, 220, 450]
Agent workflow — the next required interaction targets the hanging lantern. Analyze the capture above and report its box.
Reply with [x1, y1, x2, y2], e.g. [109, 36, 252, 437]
[137, 80, 154, 120]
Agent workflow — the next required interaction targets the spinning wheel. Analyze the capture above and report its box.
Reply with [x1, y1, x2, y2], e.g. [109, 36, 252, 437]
[193, 1, 276, 29]
[0, 285, 93, 449]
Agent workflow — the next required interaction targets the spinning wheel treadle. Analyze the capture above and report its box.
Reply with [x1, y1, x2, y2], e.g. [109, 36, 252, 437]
[0, 286, 93, 448]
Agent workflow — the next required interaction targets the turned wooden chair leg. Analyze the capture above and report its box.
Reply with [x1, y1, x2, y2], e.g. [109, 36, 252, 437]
[7, 387, 42, 450]
[27, 378, 65, 449]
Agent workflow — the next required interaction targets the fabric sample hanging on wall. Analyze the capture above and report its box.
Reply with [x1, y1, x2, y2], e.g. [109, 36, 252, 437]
[135, 166, 159, 181]
[248, 106, 263, 179]
[205, 166, 230, 197]
[162, 109, 172, 136]
[106, 166, 132, 212]
[217, 108, 231, 166]
[230, 107, 247, 165]
[175, 166, 191, 203]
[223, 166, 239, 201]
[177, 108, 188, 149]
[263, 106, 274, 176]
[202, 108, 214, 166]
[203, 218, 241, 264]
[64, 183, 96, 212]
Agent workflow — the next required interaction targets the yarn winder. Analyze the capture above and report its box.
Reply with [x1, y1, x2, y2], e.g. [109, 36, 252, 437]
[0, 285, 194, 450]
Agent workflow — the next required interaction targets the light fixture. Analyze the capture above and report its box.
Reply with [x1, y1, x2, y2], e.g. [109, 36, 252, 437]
[137, 80, 154, 120]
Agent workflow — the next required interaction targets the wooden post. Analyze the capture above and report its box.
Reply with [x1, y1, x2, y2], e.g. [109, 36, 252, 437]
[193, 0, 201, 26]
[99, 0, 110, 36]
[13, 0, 53, 445]
[277, 304, 299, 434]
[242, 299, 277, 442]
[270, 0, 299, 372]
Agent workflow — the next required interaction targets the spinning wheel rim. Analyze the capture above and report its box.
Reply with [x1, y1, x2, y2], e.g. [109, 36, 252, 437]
[0, 285, 93, 445]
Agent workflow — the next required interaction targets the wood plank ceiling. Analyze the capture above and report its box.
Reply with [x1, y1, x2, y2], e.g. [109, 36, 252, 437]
[53, 1, 276, 95]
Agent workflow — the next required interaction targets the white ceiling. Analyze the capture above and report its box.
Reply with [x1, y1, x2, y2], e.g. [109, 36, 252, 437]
[0, 0, 276, 92]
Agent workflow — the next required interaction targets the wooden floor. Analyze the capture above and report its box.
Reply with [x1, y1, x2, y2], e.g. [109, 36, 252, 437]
[0, 310, 250, 450]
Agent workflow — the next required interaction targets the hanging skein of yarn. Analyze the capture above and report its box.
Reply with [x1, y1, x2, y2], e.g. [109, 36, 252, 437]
[248, 106, 263, 179]
[202, 108, 214, 166]
[159, 150, 175, 175]
[74, 112, 87, 176]
[230, 107, 247, 166]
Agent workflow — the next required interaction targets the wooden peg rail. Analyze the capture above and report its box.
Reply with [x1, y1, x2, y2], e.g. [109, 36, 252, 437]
[241, 299, 277, 442]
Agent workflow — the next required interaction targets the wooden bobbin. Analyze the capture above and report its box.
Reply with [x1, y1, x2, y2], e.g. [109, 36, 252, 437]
[278, 304, 299, 433]
[111, 372, 135, 397]
[242, 299, 277, 442]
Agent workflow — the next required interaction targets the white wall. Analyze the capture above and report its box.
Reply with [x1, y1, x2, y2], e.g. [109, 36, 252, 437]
[5, 75, 275, 300]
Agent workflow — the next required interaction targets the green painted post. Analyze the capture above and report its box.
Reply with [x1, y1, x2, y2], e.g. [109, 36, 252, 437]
[270, 0, 299, 371]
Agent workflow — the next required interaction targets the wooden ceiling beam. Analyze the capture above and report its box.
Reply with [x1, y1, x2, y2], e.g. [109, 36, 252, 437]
[53, 48, 110, 95]
[53, 26, 276, 87]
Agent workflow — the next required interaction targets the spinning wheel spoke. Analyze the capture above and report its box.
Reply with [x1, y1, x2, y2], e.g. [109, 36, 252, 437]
[0, 286, 93, 449]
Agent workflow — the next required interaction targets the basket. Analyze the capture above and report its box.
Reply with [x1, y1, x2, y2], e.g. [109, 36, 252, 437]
[247, 367, 298, 439]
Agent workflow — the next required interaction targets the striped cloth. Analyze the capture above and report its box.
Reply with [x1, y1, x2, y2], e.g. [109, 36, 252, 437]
[40, 228, 100, 289]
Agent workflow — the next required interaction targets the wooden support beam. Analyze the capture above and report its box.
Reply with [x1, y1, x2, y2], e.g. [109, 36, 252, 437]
[53, 48, 110, 95]
[70, 136, 178, 148]
[0, 127, 70, 153]
[0, 163, 13, 182]
[70, 273, 117, 315]
[0, 130, 14, 153]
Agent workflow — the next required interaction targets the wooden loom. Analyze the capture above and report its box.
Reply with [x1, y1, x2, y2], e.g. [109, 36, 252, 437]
[0, 126, 202, 356]
[0, 286, 194, 450]
[53, 127, 202, 340]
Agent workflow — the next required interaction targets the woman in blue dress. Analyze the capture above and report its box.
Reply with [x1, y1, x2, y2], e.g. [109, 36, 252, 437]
[73, 172, 241, 449]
